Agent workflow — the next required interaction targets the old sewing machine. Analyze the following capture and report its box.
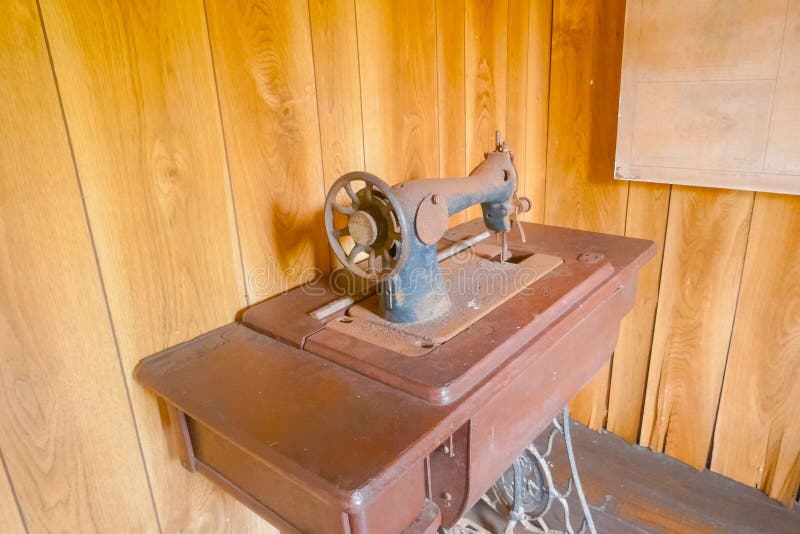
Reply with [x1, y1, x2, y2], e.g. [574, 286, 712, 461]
[136, 135, 655, 533]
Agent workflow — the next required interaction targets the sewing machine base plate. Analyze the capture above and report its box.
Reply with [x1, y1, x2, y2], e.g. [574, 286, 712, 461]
[328, 243, 563, 356]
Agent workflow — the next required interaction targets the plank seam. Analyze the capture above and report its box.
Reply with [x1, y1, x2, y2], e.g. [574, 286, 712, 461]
[541, 0, 554, 223]
[202, 0, 250, 306]
[707, 191, 758, 470]
[304, 0, 334, 270]
[0, 447, 28, 533]
[434, 0, 442, 177]
[758, 0, 791, 172]
[634, 183, 672, 444]
[352, 0, 368, 171]
[639, 184, 676, 451]
[605, 180, 634, 431]
[463, 0, 468, 181]
[33, 1, 163, 531]
[542, 0, 554, 223]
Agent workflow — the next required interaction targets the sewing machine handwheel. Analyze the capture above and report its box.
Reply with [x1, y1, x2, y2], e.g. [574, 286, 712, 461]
[324, 172, 410, 281]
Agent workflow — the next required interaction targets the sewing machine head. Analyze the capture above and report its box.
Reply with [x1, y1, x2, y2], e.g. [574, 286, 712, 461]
[324, 133, 531, 323]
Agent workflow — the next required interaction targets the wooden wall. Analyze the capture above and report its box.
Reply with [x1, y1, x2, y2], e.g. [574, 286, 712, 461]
[548, 0, 800, 507]
[0, 1, 796, 533]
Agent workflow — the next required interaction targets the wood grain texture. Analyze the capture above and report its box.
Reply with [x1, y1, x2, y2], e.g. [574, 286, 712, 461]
[437, 0, 467, 227]
[615, 0, 800, 195]
[465, 0, 508, 220]
[607, 182, 670, 442]
[356, 0, 439, 183]
[37, 1, 271, 531]
[522, 0, 552, 224]
[208, 0, 328, 303]
[711, 193, 800, 504]
[546, 0, 629, 429]
[0, 454, 24, 534]
[505, 0, 529, 216]
[309, 0, 364, 187]
[640, 186, 754, 469]
[437, 0, 467, 181]
[0, 1, 158, 531]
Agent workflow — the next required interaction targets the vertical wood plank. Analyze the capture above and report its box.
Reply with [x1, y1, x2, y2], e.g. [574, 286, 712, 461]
[711, 193, 800, 504]
[0, 1, 158, 531]
[0, 455, 25, 534]
[607, 182, 670, 442]
[37, 1, 272, 531]
[640, 186, 753, 469]
[545, 0, 629, 429]
[356, 0, 439, 183]
[437, 0, 467, 181]
[208, 0, 328, 303]
[465, 0, 508, 219]
[309, 0, 365, 188]
[437, 0, 468, 226]
[506, 0, 529, 215]
[522, 0, 552, 224]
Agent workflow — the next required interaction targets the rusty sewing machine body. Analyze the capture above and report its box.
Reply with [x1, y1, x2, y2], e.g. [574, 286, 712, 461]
[135, 135, 655, 532]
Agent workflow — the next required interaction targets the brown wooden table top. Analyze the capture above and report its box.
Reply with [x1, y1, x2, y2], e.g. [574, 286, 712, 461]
[136, 222, 656, 512]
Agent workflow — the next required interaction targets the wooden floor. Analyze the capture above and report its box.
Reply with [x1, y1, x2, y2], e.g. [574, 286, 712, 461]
[467, 420, 799, 533]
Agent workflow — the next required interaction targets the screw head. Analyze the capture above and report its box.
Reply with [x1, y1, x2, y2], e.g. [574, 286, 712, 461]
[578, 252, 605, 264]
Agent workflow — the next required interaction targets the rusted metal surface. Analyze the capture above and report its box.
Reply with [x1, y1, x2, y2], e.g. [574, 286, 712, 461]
[323, 137, 530, 324]
[301, 221, 635, 404]
[135, 220, 655, 533]
[326, 245, 563, 356]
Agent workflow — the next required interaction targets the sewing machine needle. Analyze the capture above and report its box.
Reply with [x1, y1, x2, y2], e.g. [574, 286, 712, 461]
[501, 232, 509, 263]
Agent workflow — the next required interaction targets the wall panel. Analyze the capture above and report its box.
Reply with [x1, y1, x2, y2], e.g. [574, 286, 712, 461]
[465, 0, 508, 220]
[309, 0, 365, 187]
[0, 1, 158, 531]
[356, 0, 440, 183]
[208, 0, 328, 303]
[545, 0, 629, 429]
[711, 193, 800, 504]
[606, 182, 670, 442]
[522, 0, 552, 223]
[640, 186, 753, 469]
[506, 0, 530, 211]
[37, 0, 269, 531]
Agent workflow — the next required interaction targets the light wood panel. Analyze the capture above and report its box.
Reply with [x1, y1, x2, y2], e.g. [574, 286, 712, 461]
[465, 0, 508, 220]
[0, 1, 158, 531]
[356, 0, 439, 183]
[437, 0, 468, 227]
[711, 193, 800, 504]
[522, 0, 552, 224]
[640, 186, 753, 469]
[506, 0, 529, 214]
[309, 0, 365, 187]
[616, 0, 800, 195]
[0, 455, 24, 534]
[208, 0, 328, 303]
[546, 0, 630, 430]
[37, 1, 270, 532]
[607, 182, 670, 442]
[437, 0, 467, 181]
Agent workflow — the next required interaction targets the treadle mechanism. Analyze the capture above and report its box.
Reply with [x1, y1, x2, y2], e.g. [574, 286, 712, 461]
[443, 407, 596, 534]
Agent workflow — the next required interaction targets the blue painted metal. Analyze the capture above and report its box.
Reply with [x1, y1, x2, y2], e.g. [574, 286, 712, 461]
[379, 151, 518, 323]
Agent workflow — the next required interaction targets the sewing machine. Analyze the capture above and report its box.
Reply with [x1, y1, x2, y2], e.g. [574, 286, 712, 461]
[135, 136, 655, 532]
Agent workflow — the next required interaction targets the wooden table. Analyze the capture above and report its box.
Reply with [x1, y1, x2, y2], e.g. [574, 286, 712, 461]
[135, 221, 654, 533]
